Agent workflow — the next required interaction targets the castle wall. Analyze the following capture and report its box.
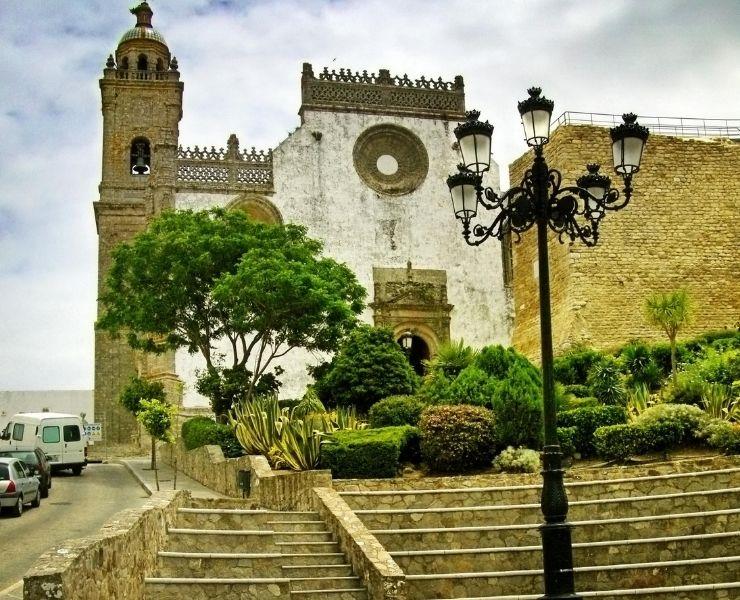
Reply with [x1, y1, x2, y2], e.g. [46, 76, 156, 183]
[175, 110, 510, 406]
[510, 124, 740, 359]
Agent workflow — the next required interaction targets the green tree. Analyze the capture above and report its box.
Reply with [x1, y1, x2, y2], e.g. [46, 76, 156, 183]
[314, 326, 418, 413]
[97, 209, 365, 416]
[119, 377, 166, 416]
[645, 290, 692, 382]
[137, 398, 177, 490]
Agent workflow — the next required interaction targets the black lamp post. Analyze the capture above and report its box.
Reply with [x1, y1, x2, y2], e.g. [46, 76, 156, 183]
[447, 88, 648, 599]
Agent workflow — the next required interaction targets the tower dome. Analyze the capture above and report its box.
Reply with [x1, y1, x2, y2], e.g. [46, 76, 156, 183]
[114, 2, 172, 73]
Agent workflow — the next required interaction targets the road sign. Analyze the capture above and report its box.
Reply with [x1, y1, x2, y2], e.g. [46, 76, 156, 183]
[85, 422, 103, 441]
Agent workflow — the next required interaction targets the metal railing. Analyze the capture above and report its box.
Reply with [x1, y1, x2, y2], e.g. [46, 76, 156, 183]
[552, 112, 740, 138]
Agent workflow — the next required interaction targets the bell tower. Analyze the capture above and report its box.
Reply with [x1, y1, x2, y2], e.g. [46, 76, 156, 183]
[94, 2, 183, 444]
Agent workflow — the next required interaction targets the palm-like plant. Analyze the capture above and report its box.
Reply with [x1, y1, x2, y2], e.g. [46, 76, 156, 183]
[645, 290, 691, 382]
[423, 339, 477, 378]
[702, 383, 740, 423]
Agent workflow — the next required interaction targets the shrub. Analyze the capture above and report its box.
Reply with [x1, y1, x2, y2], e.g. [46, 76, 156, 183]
[181, 416, 244, 458]
[662, 370, 706, 406]
[369, 395, 426, 428]
[697, 419, 740, 454]
[475, 345, 541, 381]
[447, 365, 498, 408]
[419, 405, 496, 473]
[701, 383, 739, 422]
[557, 426, 578, 457]
[563, 384, 591, 398]
[417, 369, 455, 404]
[314, 326, 418, 413]
[558, 405, 628, 457]
[639, 420, 685, 452]
[650, 342, 693, 378]
[492, 447, 540, 473]
[587, 356, 627, 405]
[491, 363, 543, 449]
[634, 403, 708, 442]
[593, 424, 644, 461]
[696, 348, 740, 387]
[554, 346, 605, 386]
[619, 341, 663, 390]
[319, 426, 419, 478]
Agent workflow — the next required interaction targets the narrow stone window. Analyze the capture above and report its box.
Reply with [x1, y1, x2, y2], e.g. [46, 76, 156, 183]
[130, 138, 151, 175]
[121, 56, 129, 70]
[137, 53, 148, 71]
[156, 58, 164, 71]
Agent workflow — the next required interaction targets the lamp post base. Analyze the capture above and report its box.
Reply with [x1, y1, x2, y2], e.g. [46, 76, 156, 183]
[539, 520, 581, 600]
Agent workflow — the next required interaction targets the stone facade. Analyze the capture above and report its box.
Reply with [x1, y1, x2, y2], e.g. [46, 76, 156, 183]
[94, 4, 509, 423]
[509, 124, 740, 359]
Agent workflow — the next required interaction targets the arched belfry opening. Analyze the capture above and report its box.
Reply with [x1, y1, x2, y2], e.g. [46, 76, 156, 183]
[398, 332, 430, 376]
[130, 138, 151, 175]
[137, 53, 148, 71]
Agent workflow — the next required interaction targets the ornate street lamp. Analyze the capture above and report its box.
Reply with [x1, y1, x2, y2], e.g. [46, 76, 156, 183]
[446, 89, 648, 599]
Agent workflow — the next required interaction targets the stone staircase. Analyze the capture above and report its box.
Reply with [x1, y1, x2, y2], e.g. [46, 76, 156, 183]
[144, 499, 368, 600]
[338, 459, 740, 599]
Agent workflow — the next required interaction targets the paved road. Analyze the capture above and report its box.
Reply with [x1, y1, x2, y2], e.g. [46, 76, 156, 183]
[0, 463, 149, 597]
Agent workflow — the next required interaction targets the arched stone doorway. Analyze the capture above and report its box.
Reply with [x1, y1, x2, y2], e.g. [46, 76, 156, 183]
[397, 333, 430, 375]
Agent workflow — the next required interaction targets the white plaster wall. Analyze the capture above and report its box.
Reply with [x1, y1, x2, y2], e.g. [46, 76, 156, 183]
[175, 110, 510, 408]
[0, 390, 94, 430]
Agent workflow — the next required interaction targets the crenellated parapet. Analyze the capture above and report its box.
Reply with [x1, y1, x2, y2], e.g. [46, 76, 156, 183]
[300, 62, 466, 121]
[175, 134, 273, 193]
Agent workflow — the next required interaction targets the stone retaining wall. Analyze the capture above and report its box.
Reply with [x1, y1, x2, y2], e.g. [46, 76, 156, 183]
[314, 487, 407, 600]
[23, 490, 188, 600]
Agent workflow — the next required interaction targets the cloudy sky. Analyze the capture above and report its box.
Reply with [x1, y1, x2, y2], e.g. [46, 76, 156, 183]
[0, 0, 738, 391]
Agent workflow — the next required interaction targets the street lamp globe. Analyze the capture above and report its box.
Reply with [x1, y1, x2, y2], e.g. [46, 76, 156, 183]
[610, 113, 649, 175]
[453, 110, 494, 174]
[446, 168, 480, 220]
[517, 87, 555, 147]
[576, 163, 612, 214]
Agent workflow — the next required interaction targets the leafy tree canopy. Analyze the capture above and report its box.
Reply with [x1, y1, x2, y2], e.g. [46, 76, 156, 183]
[119, 376, 166, 415]
[98, 209, 365, 412]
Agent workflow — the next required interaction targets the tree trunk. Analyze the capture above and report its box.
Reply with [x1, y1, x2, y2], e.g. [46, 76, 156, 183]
[670, 335, 677, 383]
[151, 436, 156, 470]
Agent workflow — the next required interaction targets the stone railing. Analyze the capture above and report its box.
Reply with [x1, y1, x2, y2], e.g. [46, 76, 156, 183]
[175, 133, 273, 193]
[314, 487, 407, 600]
[23, 490, 188, 600]
[102, 66, 180, 82]
[300, 62, 466, 121]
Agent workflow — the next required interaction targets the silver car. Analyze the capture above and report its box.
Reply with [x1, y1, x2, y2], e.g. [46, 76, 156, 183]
[0, 457, 41, 517]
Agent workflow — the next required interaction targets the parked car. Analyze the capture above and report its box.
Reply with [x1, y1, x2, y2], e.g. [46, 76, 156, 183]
[0, 457, 41, 517]
[0, 413, 88, 475]
[0, 448, 51, 498]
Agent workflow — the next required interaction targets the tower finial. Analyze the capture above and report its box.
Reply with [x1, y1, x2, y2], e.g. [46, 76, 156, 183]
[130, 2, 153, 28]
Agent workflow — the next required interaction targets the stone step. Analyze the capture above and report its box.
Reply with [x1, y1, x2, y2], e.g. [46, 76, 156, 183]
[275, 531, 335, 544]
[427, 581, 740, 600]
[155, 551, 348, 578]
[289, 589, 368, 600]
[405, 555, 740, 599]
[392, 530, 740, 574]
[165, 528, 276, 553]
[372, 508, 740, 551]
[282, 565, 355, 578]
[290, 576, 364, 591]
[269, 520, 329, 532]
[176, 507, 321, 529]
[276, 541, 343, 554]
[356, 487, 740, 530]
[339, 467, 740, 510]
[143, 577, 289, 600]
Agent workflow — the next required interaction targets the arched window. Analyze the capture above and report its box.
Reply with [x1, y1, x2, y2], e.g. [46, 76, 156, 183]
[130, 138, 151, 175]
[156, 58, 164, 71]
[137, 54, 148, 71]
[120, 56, 129, 70]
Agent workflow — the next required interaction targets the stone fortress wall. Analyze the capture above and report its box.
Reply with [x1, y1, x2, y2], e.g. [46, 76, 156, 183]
[509, 123, 740, 359]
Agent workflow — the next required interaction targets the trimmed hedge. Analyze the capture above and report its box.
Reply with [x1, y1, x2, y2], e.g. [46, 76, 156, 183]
[558, 405, 628, 457]
[319, 426, 419, 479]
[557, 426, 578, 457]
[369, 395, 426, 428]
[181, 416, 244, 458]
[594, 420, 686, 461]
[419, 405, 496, 473]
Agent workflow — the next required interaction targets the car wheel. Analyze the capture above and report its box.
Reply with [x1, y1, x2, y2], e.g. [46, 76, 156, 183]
[41, 482, 49, 498]
[31, 489, 41, 508]
[71, 465, 83, 476]
[11, 495, 23, 517]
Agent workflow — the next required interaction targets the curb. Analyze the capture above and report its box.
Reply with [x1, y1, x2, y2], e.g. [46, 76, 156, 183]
[117, 459, 153, 496]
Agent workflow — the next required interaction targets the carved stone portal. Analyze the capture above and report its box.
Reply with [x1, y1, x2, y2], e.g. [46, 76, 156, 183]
[370, 264, 452, 360]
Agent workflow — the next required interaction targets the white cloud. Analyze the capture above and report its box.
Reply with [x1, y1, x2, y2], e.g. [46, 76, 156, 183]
[0, 0, 737, 389]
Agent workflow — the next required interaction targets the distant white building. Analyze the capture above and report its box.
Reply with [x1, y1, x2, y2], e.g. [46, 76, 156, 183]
[0, 390, 93, 431]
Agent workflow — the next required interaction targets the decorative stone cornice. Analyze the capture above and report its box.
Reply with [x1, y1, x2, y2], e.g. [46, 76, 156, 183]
[175, 134, 273, 193]
[300, 63, 466, 121]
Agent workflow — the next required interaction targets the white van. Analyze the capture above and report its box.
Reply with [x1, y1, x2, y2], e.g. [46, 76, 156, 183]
[0, 413, 88, 475]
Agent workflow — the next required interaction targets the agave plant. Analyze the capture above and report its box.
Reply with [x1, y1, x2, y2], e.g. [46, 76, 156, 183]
[273, 412, 334, 470]
[626, 383, 652, 421]
[229, 394, 285, 456]
[330, 406, 366, 430]
[702, 383, 740, 423]
[293, 387, 326, 418]
[423, 339, 478, 378]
